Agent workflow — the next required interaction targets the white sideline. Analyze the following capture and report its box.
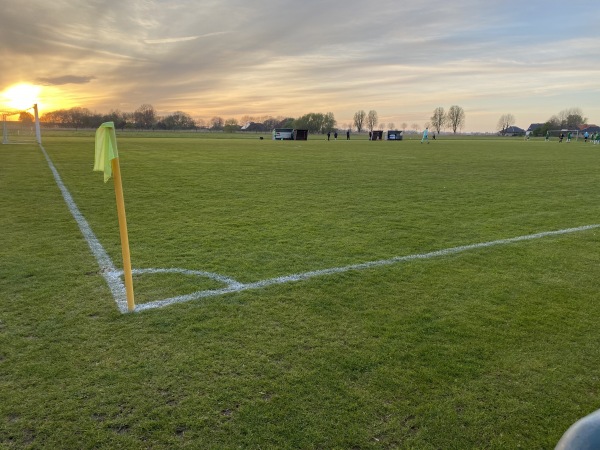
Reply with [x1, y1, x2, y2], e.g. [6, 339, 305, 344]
[40, 145, 600, 314]
[40, 145, 130, 313]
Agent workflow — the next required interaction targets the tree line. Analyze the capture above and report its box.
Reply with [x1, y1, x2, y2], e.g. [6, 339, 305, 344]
[37, 103, 469, 134]
[496, 108, 588, 136]
[429, 106, 466, 134]
[40, 104, 197, 131]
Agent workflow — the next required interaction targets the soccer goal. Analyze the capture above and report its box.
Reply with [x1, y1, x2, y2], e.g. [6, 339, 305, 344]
[2, 104, 41, 144]
[547, 129, 580, 141]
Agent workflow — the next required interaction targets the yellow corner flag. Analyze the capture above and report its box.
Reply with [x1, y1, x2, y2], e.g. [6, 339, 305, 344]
[94, 122, 135, 312]
[94, 122, 119, 182]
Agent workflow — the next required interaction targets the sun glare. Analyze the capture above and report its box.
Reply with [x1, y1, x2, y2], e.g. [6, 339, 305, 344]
[2, 83, 41, 111]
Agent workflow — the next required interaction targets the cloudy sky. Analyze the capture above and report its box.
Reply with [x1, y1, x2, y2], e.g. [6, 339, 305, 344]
[1, 0, 599, 131]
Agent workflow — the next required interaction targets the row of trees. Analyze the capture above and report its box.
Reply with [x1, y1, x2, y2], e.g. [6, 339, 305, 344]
[40, 104, 197, 130]
[293, 112, 337, 134]
[352, 106, 466, 135]
[353, 110, 380, 133]
[536, 107, 588, 136]
[38, 103, 469, 134]
[496, 107, 588, 136]
[429, 106, 466, 134]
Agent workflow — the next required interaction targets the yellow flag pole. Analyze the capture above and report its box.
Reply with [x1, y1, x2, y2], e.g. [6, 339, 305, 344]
[111, 157, 135, 312]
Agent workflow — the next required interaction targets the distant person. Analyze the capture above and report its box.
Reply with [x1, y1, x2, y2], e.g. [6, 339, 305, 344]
[421, 127, 429, 144]
[369, 131, 372, 140]
[525, 131, 531, 140]
[559, 132, 564, 143]
[567, 131, 572, 142]
[545, 130, 550, 141]
[334, 131, 338, 140]
[327, 131, 331, 141]
[432, 133, 436, 140]
[594, 131, 599, 144]
[346, 129, 350, 140]
[584, 131, 589, 142]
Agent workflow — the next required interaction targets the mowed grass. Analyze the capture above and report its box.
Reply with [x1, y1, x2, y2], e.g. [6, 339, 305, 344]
[2, 133, 600, 448]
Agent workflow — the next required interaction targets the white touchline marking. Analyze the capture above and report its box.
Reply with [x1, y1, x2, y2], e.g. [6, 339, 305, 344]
[40, 144, 600, 314]
[40, 145, 129, 313]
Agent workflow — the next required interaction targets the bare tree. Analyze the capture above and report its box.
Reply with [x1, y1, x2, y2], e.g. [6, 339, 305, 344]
[134, 104, 156, 129]
[353, 110, 366, 132]
[401, 122, 407, 131]
[412, 123, 420, 133]
[210, 116, 224, 130]
[388, 122, 395, 130]
[366, 110, 378, 132]
[497, 114, 516, 134]
[557, 107, 587, 129]
[430, 107, 445, 134]
[446, 105, 465, 134]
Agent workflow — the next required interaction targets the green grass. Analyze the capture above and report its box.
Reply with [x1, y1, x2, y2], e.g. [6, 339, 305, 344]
[2, 134, 600, 448]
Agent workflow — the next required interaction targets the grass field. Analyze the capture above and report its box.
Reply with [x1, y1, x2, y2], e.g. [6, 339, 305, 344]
[2, 132, 600, 448]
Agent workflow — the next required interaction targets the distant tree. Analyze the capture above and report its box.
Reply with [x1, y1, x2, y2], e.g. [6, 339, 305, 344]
[388, 122, 395, 130]
[497, 113, 516, 134]
[195, 117, 206, 129]
[366, 110, 378, 132]
[103, 110, 128, 129]
[294, 112, 334, 134]
[446, 105, 465, 134]
[134, 104, 156, 129]
[430, 107, 445, 134]
[401, 122, 407, 131]
[210, 116, 224, 130]
[323, 112, 337, 133]
[558, 107, 587, 129]
[239, 115, 255, 126]
[353, 110, 366, 133]
[280, 117, 296, 128]
[68, 107, 94, 130]
[19, 112, 34, 123]
[158, 111, 196, 130]
[537, 115, 561, 137]
[379, 123, 385, 130]
[223, 118, 240, 133]
[261, 116, 278, 131]
[412, 123, 420, 133]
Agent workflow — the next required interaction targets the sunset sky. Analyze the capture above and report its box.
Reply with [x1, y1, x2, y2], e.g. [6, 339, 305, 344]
[1, 0, 599, 132]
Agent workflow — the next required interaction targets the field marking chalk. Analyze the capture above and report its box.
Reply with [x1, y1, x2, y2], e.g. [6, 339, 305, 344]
[40, 145, 129, 313]
[134, 223, 600, 312]
[39, 144, 600, 314]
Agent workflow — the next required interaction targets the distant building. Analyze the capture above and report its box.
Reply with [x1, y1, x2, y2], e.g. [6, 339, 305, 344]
[241, 121, 267, 132]
[527, 123, 544, 133]
[500, 126, 525, 136]
[580, 124, 600, 134]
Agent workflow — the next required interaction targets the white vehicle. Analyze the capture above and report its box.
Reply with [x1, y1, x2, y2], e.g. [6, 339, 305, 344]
[272, 128, 294, 140]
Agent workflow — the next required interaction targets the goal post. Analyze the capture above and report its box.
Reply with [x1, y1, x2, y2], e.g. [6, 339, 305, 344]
[1, 103, 42, 145]
[547, 129, 580, 141]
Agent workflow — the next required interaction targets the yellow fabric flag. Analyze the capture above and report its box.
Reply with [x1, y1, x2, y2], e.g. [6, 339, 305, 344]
[94, 122, 119, 182]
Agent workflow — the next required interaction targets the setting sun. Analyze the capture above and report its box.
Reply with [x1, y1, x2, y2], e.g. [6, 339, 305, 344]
[2, 83, 41, 111]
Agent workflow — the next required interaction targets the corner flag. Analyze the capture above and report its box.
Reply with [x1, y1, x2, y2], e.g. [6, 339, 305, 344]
[94, 122, 119, 182]
[94, 122, 135, 312]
